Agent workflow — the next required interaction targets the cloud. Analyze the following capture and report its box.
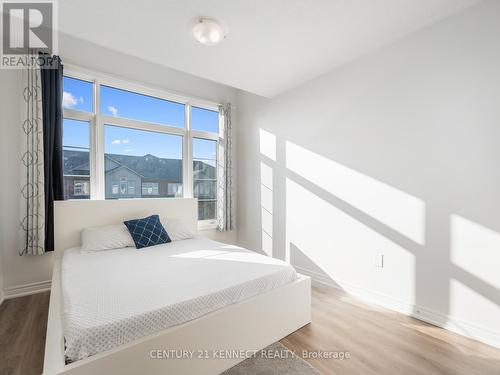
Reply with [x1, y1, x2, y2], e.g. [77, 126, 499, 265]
[62, 91, 83, 108]
[111, 139, 131, 145]
[124, 149, 133, 153]
[107, 105, 118, 116]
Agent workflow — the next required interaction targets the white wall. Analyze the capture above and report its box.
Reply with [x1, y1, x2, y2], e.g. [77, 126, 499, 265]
[0, 34, 238, 294]
[236, 0, 500, 347]
[59, 34, 237, 105]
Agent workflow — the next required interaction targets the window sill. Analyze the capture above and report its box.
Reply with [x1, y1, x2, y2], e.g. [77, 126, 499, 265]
[198, 221, 218, 231]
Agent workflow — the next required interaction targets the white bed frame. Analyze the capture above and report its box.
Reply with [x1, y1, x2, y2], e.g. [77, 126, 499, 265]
[43, 198, 311, 375]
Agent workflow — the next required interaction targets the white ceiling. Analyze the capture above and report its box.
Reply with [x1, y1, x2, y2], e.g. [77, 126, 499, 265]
[59, 0, 480, 97]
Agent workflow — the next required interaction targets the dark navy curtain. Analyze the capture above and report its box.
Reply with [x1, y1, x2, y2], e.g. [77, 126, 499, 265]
[40, 54, 64, 252]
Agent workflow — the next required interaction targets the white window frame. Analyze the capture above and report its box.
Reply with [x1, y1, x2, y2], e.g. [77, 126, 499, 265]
[62, 64, 221, 228]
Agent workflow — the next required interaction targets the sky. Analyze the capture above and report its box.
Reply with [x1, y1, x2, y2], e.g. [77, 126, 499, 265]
[63, 119, 89, 149]
[62, 77, 218, 161]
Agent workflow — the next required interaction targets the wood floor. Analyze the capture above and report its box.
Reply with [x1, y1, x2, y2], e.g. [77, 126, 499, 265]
[1, 285, 499, 375]
[0, 292, 49, 375]
[281, 284, 500, 375]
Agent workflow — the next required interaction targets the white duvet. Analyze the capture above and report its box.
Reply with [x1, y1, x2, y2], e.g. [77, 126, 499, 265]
[61, 237, 297, 362]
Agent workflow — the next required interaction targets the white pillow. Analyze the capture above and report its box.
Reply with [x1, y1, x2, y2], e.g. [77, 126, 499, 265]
[161, 218, 196, 241]
[81, 224, 135, 252]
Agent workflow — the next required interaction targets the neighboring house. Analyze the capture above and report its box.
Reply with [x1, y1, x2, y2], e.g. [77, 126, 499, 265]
[63, 150, 216, 219]
[104, 153, 183, 199]
[63, 150, 91, 200]
[104, 159, 142, 199]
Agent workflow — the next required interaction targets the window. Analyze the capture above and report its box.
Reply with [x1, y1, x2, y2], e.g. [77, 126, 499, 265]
[168, 183, 182, 196]
[62, 77, 93, 112]
[100, 85, 185, 127]
[73, 181, 89, 196]
[104, 125, 183, 199]
[62, 119, 91, 200]
[119, 177, 128, 195]
[142, 182, 159, 196]
[62, 70, 222, 223]
[191, 106, 219, 133]
[193, 138, 217, 221]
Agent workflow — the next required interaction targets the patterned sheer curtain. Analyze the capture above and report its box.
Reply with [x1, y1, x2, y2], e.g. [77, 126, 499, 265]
[19, 53, 45, 255]
[217, 103, 234, 232]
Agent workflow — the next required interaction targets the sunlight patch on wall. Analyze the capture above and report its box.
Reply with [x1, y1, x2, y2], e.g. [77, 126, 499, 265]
[451, 215, 500, 290]
[260, 161, 274, 256]
[259, 129, 276, 161]
[260, 161, 273, 190]
[261, 231, 273, 257]
[449, 279, 500, 333]
[260, 183, 273, 214]
[261, 205, 273, 237]
[286, 141, 426, 245]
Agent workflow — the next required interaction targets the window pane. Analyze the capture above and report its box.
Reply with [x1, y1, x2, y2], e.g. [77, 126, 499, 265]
[198, 200, 216, 221]
[63, 119, 90, 199]
[193, 138, 217, 220]
[104, 125, 183, 199]
[191, 107, 218, 133]
[100, 85, 185, 127]
[63, 77, 93, 112]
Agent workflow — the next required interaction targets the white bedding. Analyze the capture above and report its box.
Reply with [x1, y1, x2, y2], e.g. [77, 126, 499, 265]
[61, 237, 297, 362]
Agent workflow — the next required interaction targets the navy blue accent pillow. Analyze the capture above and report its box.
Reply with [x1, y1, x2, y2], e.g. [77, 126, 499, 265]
[123, 215, 171, 249]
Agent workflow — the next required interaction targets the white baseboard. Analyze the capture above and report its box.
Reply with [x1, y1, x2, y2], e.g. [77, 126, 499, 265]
[2, 280, 51, 300]
[295, 266, 500, 350]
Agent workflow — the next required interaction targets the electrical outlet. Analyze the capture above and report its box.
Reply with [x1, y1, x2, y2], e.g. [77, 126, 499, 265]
[374, 254, 384, 268]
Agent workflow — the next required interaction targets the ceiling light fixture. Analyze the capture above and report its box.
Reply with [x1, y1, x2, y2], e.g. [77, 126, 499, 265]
[192, 17, 227, 46]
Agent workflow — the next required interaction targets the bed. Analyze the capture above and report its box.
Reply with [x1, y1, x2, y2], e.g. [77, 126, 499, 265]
[43, 198, 311, 375]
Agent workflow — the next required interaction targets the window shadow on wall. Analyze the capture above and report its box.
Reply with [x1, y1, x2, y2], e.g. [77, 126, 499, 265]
[258, 128, 500, 348]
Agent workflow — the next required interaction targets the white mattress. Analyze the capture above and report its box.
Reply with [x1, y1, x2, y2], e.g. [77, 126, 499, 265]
[61, 237, 297, 362]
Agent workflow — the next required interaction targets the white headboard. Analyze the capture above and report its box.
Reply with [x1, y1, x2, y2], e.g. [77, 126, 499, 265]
[54, 198, 198, 253]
